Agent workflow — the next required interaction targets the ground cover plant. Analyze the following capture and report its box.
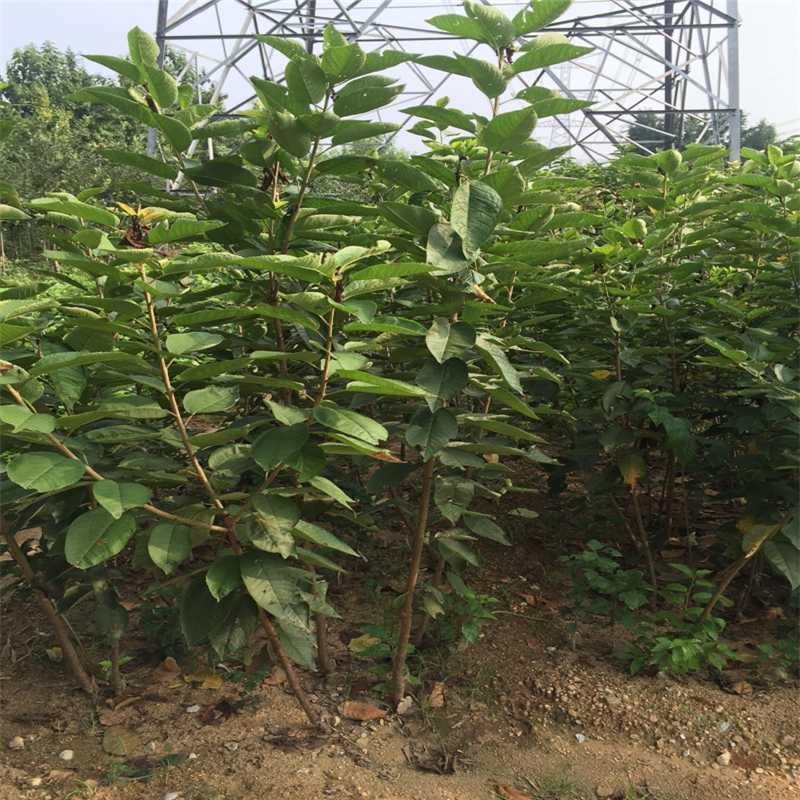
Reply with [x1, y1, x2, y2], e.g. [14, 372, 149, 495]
[1, 0, 798, 743]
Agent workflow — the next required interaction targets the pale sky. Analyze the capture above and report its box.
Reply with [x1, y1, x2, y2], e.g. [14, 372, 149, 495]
[1, 0, 798, 144]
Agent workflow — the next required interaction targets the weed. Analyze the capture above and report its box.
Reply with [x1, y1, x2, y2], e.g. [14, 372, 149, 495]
[526, 763, 580, 799]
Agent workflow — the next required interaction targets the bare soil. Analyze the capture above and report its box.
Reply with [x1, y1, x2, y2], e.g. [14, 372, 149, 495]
[2, 490, 799, 800]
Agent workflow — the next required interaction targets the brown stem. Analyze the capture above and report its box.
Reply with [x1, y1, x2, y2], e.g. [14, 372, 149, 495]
[392, 456, 436, 705]
[388, 486, 415, 534]
[608, 494, 641, 551]
[661, 452, 677, 548]
[1, 521, 97, 699]
[110, 638, 122, 696]
[629, 484, 658, 609]
[698, 510, 794, 623]
[139, 267, 224, 512]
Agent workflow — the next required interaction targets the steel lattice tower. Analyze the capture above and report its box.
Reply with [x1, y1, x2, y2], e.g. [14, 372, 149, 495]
[154, 0, 741, 161]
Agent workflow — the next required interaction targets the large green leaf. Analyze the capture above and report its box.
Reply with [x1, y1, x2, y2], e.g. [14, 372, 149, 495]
[251, 494, 301, 558]
[148, 522, 192, 574]
[267, 111, 312, 158]
[143, 64, 179, 108]
[464, 1, 516, 48]
[0, 406, 56, 434]
[335, 370, 429, 398]
[481, 107, 538, 153]
[291, 519, 358, 556]
[65, 509, 137, 569]
[402, 105, 475, 134]
[184, 386, 239, 415]
[333, 85, 403, 117]
[27, 198, 118, 228]
[331, 120, 401, 145]
[451, 180, 503, 260]
[285, 57, 328, 105]
[513, 1, 574, 36]
[427, 224, 470, 273]
[321, 43, 367, 81]
[378, 202, 437, 237]
[435, 477, 474, 523]
[251, 424, 310, 471]
[426, 318, 476, 363]
[416, 358, 469, 404]
[240, 551, 302, 613]
[513, 39, 594, 74]
[101, 149, 178, 180]
[465, 516, 511, 545]
[407, 407, 458, 459]
[474, 336, 522, 392]
[7, 452, 86, 492]
[453, 54, 507, 99]
[84, 54, 142, 83]
[128, 26, 159, 66]
[165, 332, 224, 355]
[764, 537, 800, 590]
[93, 480, 150, 519]
[313, 402, 388, 445]
[206, 554, 243, 601]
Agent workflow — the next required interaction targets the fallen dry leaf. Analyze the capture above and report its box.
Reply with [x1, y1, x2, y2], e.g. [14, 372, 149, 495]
[428, 682, 445, 709]
[102, 726, 141, 756]
[482, 453, 499, 463]
[341, 701, 387, 721]
[105, 693, 142, 711]
[184, 671, 223, 690]
[44, 647, 63, 663]
[493, 783, 531, 800]
[262, 667, 286, 686]
[346, 633, 381, 654]
[152, 657, 181, 683]
[765, 607, 786, 620]
[201, 699, 235, 726]
[98, 709, 129, 727]
[731, 681, 753, 695]
[734, 613, 758, 625]
[517, 593, 557, 613]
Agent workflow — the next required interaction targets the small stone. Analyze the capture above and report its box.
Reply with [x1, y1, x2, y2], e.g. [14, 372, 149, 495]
[396, 696, 414, 715]
[717, 751, 732, 766]
[575, 734, 586, 744]
[782, 736, 797, 748]
[605, 695, 622, 709]
[58, 750, 74, 761]
[186, 705, 201, 713]
[188, 753, 198, 759]
[649, 715, 659, 723]
[355, 739, 369, 751]
[332, 716, 341, 727]
[223, 741, 238, 752]
[27, 778, 43, 787]
[718, 721, 730, 732]
[682, 750, 691, 758]
[164, 793, 180, 800]
[7, 736, 24, 750]
[596, 787, 615, 798]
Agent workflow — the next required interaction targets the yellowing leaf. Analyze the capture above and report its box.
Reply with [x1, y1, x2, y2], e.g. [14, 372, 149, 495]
[184, 670, 223, 690]
[736, 514, 757, 532]
[741, 524, 773, 556]
[591, 369, 614, 379]
[747, 440, 761, 456]
[619, 453, 646, 487]
[347, 633, 381, 654]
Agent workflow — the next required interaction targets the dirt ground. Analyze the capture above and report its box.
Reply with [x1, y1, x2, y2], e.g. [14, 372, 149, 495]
[2, 493, 799, 800]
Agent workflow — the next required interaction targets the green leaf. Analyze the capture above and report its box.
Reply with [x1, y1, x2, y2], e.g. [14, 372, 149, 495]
[267, 111, 312, 158]
[378, 202, 437, 237]
[143, 64, 178, 108]
[426, 13, 489, 43]
[474, 336, 522, 392]
[254, 34, 307, 59]
[313, 402, 388, 445]
[93, 480, 150, 519]
[321, 44, 367, 82]
[334, 85, 403, 117]
[453, 54, 507, 98]
[426, 318, 476, 363]
[148, 522, 192, 574]
[764, 537, 800, 590]
[251, 495, 300, 557]
[285, 57, 328, 105]
[435, 477, 474, 523]
[284, 444, 326, 482]
[481, 107, 538, 152]
[657, 149, 682, 174]
[99, 395, 169, 420]
[147, 218, 220, 244]
[463, 1, 516, 48]
[128, 26, 159, 68]
[184, 158, 258, 188]
[0, 406, 56, 433]
[65, 509, 137, 569]
[427, 224, 470, 273]
[7, 452, 86, 492]
[513, 40, 594, 74]
[184, 386, 239, 415]
[458, 414, 545, 442]
[0, 204, 30, 221]
[513, 1, 574, 36]
[297, 111, 341, 137]
[309, 475, 355, 509]
[416, 357, 469, 403]
[292, 519, 358, 556]
[251, 424, 310, 471]
[165, 332, 224, 355]
[101, 149, 178, 180]
[438, 536, 479, 567]
[402, 105, 475, 133]
[240, 551, 301, 613]
[27, 198, 118, 228]
[84, 54, 142, 83]
[407, 407, 458, 459]
[619, 453, 646, 487]
[465, 516, 510, 545]
[155, 115, 193, 153]
[331, 120, 401, 146]
[451, 180, 503, 260]
[206, 554, 243, 601]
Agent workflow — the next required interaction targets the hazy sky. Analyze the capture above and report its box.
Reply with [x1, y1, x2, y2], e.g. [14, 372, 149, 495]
[1, 0, 798, 142]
